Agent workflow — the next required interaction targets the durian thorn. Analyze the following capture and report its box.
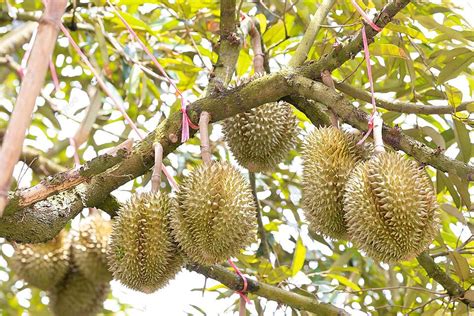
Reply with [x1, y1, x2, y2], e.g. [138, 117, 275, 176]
[372, 112, 385, 154]
[151, 143, 163, 193]
[199, 111, 212, 165]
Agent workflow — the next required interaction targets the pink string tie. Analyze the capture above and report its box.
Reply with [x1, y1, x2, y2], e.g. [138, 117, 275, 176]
[228, 259, 251, 304]
[351, 0, 382, 32]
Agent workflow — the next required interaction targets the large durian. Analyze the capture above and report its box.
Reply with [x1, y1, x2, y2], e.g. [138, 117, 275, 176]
[108, 192, 183, 293]
[172, 162, 257, 265]
[222, 101, 298, 172]
[344, 151, 439, 262]
[302, 127, 366, 239]
[71, 214, 112, 283]
[10, 230, 70, 290]
[49, 267, 110, 316]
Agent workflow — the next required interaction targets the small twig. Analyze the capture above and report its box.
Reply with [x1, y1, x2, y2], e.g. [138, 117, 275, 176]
[151, 143, 163, 193]
[288, 0, 336, 67]
[249, 172, 271, 261]
[372, 112, 385, 153]
[199, 111, 212, 165]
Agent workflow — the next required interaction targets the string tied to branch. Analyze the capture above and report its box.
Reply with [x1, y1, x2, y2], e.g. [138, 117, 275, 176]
[351, 0, 381, 144]
[228, 259, 250, 306]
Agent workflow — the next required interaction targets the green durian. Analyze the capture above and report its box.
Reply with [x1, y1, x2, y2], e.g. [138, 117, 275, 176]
[223, 101, 298, 172]
[10, 230, 70, 290]
[302, 127, 366, 239]
[49, 268, 110, 316]
[108, 192, 183, 293]
[71, 214, 112, 283]
[344, 151, 439, 262]
[172, 162, 257, 265]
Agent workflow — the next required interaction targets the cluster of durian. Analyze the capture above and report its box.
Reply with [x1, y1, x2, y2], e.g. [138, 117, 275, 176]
[108, 163, 257, 293]
[10, 214, 112, 316]
[302, 127, 438, 263]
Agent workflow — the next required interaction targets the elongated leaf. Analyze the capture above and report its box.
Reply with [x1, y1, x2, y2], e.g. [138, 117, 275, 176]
[326, 273, 361, 291]
[437, 53, 474, 84]
[448, 251, 470, 282]
[291, 237, 306, 276]
[370, 44, 407, 59]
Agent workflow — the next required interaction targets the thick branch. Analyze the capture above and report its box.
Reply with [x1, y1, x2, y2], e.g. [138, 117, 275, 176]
[417, 252, 470, 305]
[336, 82, 472, 114]
[0, 21, 37, 56]
[0, 0, 68, 216]
[208, 0, 240, 90]
[287, 75, 474, 181]
[289, 0, 336, 67]
[188, 264, 348, 315]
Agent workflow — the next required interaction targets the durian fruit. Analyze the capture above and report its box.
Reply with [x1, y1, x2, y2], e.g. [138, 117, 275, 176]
[108, 191, 183, 293]
[172, 161, 257, 265]
[302, 127, 366, 239]
[222, 101, 298, 172]
[10, 230, 70, 290]
[49, 267, 110, 316]
[344, 151, 439, 262]
[71, 214, 112, 283]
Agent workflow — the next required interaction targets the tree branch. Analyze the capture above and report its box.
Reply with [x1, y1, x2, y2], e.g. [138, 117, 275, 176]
[0, 21, 37, 56]
[335, 82, 472, 114]
[0, 0, 68, 216]
[417, 251, 471, 305]
[208, 0, 240, 91]
[289, 0, 336, 67]
[188, 264, 348, 315]
[287, 75, 474, 181]
[298, 0, 412, 81]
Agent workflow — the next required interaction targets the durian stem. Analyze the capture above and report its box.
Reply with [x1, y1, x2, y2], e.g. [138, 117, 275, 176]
[249, 172, 272, 262]
[199, 111, 212, 166]
[247, 18, 265, 74]
[321, 70, 339, 128]
[372, 112, 385, 153]
[151, 143, 163, 193]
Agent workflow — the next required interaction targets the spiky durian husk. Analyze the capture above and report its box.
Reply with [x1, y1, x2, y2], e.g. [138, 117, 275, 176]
[71, 214, 112, 283]
[49, 268, 110, 316]
[222, 101, 298, 172]
[344, 151, 439, 262]
[172, 162, 257, 265]
[302, 127, 366, 239]
[10, 230, 70, 290]
[108, 192, 183, 293]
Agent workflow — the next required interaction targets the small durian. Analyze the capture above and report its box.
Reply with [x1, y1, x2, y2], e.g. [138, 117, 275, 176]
[49, 268, 110, 316]
[10, 230, 70, 290]
[223, 101, 298, 172]
[172, 162, 257, 265]
[71, 214, 112, 283]
[302, 127, 366, 239]
[108, 192, 183, 293]
[344, 151, 439, 262]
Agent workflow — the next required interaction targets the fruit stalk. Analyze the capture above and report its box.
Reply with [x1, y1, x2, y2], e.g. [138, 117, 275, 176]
[151, 143, 163, 193]
[199, 111, 212, 165]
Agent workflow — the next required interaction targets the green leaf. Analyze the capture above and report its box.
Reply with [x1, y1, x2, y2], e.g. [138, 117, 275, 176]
[448, 251, 470, 282]
[385, 24, 427, 41]
[266, 266, 292, 284]
[370, 44, 407, 59]
[452, 118, 472, 162]
[445, 84, 462, 108]
[437, 53, 474, 84]
[291, 237, 306, 276]
[325, 273, 361, 291]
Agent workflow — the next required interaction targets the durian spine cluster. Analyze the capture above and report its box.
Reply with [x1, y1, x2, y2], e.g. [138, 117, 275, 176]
[10, 215, 113, 315]
[302, 114, 439, 263]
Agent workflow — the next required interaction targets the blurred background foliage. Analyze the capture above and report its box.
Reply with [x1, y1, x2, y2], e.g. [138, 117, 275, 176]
[0, 0, 472, 315]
